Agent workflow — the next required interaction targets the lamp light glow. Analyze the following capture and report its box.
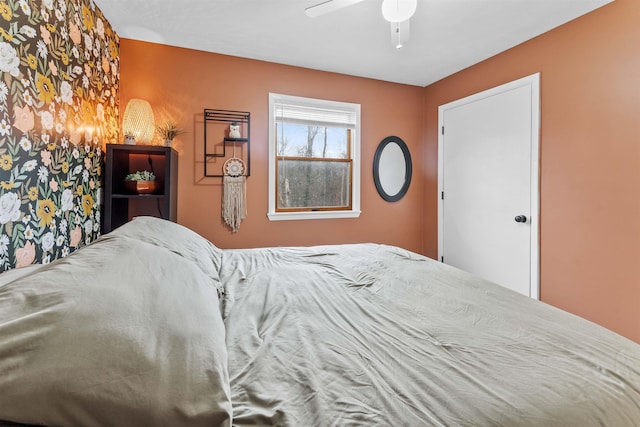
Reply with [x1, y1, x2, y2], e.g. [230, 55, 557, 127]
[122, 98, 155, 144]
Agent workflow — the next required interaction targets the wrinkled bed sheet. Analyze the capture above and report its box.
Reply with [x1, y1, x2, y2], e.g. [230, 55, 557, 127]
[220, 243, 640, 426]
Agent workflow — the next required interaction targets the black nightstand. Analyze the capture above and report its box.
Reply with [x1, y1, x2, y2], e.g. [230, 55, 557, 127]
[103, 144, 178, 233]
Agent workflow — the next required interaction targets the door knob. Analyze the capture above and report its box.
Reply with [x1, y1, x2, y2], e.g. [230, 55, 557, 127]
[514, 215, 527, 223]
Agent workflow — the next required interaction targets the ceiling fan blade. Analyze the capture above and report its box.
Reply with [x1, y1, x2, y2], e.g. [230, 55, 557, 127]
[305, 0, 366, 18]
[390, 20, 410, 48]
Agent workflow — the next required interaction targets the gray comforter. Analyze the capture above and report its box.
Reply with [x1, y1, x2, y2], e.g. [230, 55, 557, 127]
[220, 243, 640, 426]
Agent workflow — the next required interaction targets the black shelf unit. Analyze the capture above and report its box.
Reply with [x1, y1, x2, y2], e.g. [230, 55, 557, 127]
[103, 144, 178, 233]
[204, 109, 250, 178]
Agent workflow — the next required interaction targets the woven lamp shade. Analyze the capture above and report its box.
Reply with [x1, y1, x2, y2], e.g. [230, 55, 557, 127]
[122, 99, 155, 144]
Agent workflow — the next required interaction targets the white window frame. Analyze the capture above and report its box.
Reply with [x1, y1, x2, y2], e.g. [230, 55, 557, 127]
[268, 93, 361, 221]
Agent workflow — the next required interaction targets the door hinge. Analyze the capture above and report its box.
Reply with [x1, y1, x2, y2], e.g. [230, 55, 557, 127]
[441, 256, 444, 262]
[441, 191, 444, 200]
[441, 126, 444, 135]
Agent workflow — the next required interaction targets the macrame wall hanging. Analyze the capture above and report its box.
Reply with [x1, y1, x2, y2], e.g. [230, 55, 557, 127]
[222, 142, 247, 232]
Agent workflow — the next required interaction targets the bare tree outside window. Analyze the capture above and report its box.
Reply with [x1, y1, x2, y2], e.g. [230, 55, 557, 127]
[276, 123, 351, 211]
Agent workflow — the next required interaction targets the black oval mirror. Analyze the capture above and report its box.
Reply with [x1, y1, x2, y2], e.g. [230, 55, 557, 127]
[373, 136, 412, 202]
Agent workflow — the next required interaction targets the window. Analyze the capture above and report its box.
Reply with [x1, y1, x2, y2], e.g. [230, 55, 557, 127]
[268, 93, 361, 221]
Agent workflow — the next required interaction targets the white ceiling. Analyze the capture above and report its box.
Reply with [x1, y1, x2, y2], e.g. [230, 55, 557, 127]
[93, 0, 612, 87]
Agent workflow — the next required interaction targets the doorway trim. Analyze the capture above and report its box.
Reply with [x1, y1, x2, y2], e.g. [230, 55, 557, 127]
[437, 73, 540, 299]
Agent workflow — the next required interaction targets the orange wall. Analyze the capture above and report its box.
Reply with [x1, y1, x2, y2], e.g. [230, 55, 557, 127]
[119, 40, 426, 254]
[423, 0, 640, 342]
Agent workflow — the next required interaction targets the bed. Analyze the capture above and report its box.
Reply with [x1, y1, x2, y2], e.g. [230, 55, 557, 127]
[0, 216, 638, 426]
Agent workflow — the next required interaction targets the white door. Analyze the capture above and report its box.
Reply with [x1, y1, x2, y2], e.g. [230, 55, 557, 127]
[437, 74, 540, 298]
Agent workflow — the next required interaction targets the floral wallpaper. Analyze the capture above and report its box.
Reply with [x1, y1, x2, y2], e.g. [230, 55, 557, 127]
[0, 0, 119, 271]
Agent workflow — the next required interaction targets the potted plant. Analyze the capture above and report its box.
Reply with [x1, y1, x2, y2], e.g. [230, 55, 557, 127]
[156, 121, 186, 147]
[124, 170, 160, 194]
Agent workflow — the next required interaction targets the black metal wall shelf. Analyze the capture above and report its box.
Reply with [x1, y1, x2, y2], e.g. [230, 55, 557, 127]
[204, 109, 250, 178]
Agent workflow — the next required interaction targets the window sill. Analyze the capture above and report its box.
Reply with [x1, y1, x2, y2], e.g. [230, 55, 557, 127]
[267, 210, 361, 221]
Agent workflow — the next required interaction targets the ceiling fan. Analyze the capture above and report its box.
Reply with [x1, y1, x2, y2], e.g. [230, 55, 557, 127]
[305, 0, 417, 49]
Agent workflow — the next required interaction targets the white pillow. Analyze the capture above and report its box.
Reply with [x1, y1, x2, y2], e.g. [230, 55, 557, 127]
[108, 216, 224, 293]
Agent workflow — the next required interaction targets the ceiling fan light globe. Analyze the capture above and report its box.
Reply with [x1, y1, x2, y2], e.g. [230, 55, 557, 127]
[381, 0, 417, 23]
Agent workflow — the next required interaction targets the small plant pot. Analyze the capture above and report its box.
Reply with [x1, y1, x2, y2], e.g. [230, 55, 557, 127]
[124, 180, 161, 194]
